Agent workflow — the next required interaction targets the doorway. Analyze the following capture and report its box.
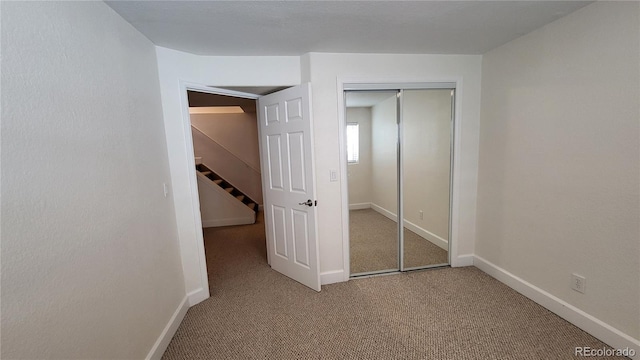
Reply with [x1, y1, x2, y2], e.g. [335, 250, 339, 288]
[188, 90, 263, 228]
[185, 89, 266, 293]
[180, 83, 321, 294]
[344, 84, 455, 277]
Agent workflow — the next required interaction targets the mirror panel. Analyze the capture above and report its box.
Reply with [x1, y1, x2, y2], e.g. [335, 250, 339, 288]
[347, 91, 399, 275]
[402, 89, 452, 269]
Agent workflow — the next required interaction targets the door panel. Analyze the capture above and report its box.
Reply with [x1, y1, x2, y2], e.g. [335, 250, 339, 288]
[265, 104, 280, 124]
[267, 135, 284, 190]
[291, 209, 310, 267]
[287, 132, 307, 193]
[272, 205, 288, 259]
[286, 98, 303, 122]
[258, 83, 320, 291]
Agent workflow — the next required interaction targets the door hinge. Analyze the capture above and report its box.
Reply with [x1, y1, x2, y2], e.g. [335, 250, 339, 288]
[315, 200, 318, 206]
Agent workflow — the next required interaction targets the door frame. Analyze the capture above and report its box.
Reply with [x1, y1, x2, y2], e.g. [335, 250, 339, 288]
[336, 78, 465, 280]
[178, 81, 261, 302]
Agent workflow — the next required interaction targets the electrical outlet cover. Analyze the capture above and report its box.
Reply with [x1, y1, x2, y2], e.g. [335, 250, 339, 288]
[571, 273, 586, 293]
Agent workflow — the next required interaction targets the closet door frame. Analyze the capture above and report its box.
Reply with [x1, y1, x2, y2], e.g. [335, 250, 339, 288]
[340, 80, 459, 279]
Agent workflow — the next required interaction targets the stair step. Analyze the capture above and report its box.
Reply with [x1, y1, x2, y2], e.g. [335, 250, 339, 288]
[236, 195, 245, 202]
[225, 187, 234, 193]
[213, 179, 223, 185]
[247, 203, 256, 210]
[200, 171, 212, 176]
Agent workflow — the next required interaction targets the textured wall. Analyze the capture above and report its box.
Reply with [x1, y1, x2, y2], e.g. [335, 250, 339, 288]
[1, 2, 185, 358]
[476, 2, 639, 340]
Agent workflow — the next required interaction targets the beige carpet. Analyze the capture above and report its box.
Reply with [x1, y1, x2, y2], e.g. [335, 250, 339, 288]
[350, 209, 448, 274]
[162, 212, 623, 360]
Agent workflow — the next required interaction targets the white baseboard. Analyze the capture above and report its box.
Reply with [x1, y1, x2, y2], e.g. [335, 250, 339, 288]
[451, 254, 474, 267]
[349, 203, 371, 210]
[146, 296, 189, 360]
[370, 203, 396, 221]
[320, 270, 345, 285]
[403, 219, 448, 251]
[202, 217, 255, 228]
[370, 203, 448, 251]
[187, 287, 210, 306]
[474, 255, 640, 359]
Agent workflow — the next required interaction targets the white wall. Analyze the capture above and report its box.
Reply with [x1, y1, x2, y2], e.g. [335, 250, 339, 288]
[346, 108, 372, 206]
[155, 47, 301, 302]
[476, 2, 639, 341]
[1, 2, 185, 358]
[307, 53, 482, 274]
[371, 95, 399, 214]
[403, 89, 452, 240]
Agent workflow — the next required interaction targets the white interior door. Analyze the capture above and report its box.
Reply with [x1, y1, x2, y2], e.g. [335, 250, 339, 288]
[257, 83, 320, 291]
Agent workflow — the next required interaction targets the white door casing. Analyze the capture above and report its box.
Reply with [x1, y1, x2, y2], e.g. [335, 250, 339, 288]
[257, 83, 321, 291]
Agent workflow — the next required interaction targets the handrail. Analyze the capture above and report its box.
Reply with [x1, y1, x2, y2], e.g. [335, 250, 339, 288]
[191, 125, 261, 174]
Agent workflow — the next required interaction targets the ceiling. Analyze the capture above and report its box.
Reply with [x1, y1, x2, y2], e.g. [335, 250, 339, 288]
[106, 1, 591, 56]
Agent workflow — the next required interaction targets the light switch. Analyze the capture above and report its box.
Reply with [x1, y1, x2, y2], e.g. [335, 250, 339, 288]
[330, 170, 338, 182]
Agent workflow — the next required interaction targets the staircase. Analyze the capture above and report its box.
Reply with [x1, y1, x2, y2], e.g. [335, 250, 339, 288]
[195, 157, 259, 228]
[196, 160, 259, 218]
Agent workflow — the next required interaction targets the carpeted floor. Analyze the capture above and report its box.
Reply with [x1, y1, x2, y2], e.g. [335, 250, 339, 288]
[162, 212, 624, 360]
[350, 209, 448, 274]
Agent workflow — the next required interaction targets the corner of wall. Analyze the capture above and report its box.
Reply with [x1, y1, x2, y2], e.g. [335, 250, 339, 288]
[301, 53, 312, 83]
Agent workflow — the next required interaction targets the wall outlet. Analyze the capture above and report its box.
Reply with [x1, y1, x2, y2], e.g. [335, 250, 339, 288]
[419, 210, 423, 220]
[571, 273, 586, 293]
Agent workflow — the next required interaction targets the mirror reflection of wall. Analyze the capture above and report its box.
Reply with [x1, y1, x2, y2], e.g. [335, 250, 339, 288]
[346, 87, 454, 277]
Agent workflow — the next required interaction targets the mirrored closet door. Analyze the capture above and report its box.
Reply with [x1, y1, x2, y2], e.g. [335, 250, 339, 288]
[346, 86, 454, 277]
[346, 91, 399, 275]
[401, 89, 452, 270]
